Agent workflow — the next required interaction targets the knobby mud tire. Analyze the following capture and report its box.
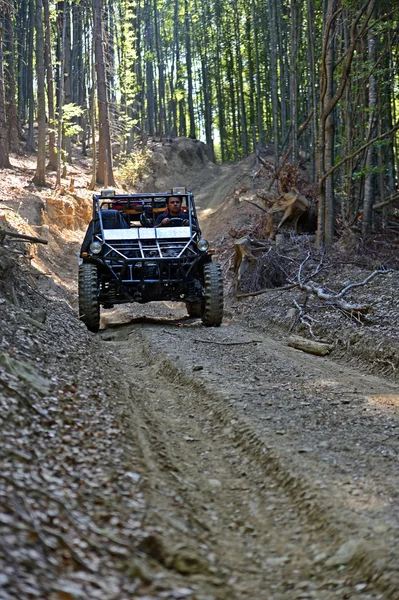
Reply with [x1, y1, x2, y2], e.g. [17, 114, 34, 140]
[201, 262, 224, 327]
[78, 263, 100, 333]
[186, 302, 203, 318]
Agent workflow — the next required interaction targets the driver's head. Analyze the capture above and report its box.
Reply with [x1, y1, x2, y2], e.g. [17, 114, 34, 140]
[167, 196, 182, 216]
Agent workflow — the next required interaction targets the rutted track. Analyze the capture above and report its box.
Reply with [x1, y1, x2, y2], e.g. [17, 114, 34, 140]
[100, 307, 399, 599]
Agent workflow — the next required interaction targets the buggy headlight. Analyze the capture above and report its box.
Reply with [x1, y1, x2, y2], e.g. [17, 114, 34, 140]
[197, 238, 209, 252]
[90, 241, 103, 254]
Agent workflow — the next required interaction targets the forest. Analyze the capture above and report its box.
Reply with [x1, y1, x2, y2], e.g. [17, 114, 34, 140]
[0, 0, 398, 245]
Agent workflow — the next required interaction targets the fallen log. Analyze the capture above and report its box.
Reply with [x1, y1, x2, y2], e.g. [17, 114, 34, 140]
[287, 335, 334, 356]
[0, 228, 48, 245]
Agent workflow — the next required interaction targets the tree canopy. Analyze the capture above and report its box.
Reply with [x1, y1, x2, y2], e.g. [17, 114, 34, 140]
[0, 0, 398, 241]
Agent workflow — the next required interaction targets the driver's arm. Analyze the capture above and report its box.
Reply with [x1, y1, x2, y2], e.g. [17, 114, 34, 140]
[154, 214, 170, 227]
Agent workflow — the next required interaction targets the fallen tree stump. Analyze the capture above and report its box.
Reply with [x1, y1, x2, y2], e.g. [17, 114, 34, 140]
[287, 335, 334, 356]
[233, 236, 258, 291]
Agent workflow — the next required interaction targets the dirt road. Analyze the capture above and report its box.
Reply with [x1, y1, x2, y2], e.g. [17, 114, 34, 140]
[96, 303, 399, 599]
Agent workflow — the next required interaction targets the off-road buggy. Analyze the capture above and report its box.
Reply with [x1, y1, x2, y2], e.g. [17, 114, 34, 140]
[78, 188, 223, 332]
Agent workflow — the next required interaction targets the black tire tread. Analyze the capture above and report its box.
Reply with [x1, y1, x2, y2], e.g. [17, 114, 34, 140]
[201, 262, 224, 327]
[78, 263, 100, 332]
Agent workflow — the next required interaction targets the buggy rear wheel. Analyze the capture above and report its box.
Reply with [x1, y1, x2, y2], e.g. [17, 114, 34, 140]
[78, 263, 100, 332]
[201, 262, 224, 327]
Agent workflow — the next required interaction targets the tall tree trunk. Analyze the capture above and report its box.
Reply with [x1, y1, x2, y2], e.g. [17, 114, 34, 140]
[17, 0, 28, 127]
[232, 0, 247, 157]
[290, 0, 298, 166]
[93, 0, 115, 186]
[228, 47, 238, 162]
[0, 13, 11, 168]
[33, 0, 46, 185]
[153, 0, 165, 137]
[276, 0, 288, 145]
[132, 0, 144, 141]
[144, 0, 156, 136]
[318, 0, 336, 246]
[201, 0, 214, 159]
[245, 14, 255, 150]
[64, 5, 72, 162]
[362, 21, 377, 237]
[4, 1, 20, 153]
[306, 0, 317, 181]
[317, 0, 375, 246]
[56, 1, 67, 186]
[184, 0, 195, 139]
[251, 0, 264, 148]
[25, 0, 35, 151]
[215, 0, 225, 161]
[267, 0, 279, 163]
[44, 0, 57, 170]
[88, 47, 97, 190]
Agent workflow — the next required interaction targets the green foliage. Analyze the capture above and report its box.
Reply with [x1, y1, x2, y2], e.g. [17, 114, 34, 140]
[353, 165, 387, 179]
[62, 103, 83, 138]
[115, 149, 152, 189]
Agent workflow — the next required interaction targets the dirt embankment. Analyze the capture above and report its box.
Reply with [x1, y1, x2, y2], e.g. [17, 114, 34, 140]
[1, 142, 399, 599]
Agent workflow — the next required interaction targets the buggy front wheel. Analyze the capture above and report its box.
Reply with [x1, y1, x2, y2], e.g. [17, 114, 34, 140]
[78, 263, 100, 332]
[201, 263, 224, 327]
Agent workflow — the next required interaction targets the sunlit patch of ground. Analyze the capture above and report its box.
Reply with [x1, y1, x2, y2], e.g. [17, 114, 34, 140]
[197, 207, 216, 220]
[367, 394, 399, 408]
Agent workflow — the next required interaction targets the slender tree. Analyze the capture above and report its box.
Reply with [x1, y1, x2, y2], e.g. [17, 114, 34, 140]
[0, 2, 11, 167]
[43, 0, 57, 170]
[4, 0, 19, 153]
[184, 0, 195, 139]
[56, 0, 67, 186]
[93, 0, 115, 185]
[25, 0, 35, 151]
[362, 10, 377, 236]
[33, 0, 46, 185]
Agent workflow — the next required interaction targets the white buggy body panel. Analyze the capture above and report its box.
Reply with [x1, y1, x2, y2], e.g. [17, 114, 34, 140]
[102, 227, 191, 241]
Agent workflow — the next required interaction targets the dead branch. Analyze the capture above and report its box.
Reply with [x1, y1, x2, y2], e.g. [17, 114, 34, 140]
[193, 338, 261, 346]
[372, 192, 399, 211]
[335, 269, 393, 298]
[0, 228, 48, 245]
[297, 251, 311, 284]
[239, 198, 269, 214]
[236, 283, 297, 299]
[288, 254, 392, 315]
[292, 299, 317, 338]
[295, 280, 371, 313]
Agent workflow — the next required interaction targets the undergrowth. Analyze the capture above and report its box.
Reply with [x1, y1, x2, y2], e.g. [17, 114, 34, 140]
[115, 148, 152, 188]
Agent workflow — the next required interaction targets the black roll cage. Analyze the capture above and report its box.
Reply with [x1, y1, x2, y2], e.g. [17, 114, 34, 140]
[84, 190, 208, 288]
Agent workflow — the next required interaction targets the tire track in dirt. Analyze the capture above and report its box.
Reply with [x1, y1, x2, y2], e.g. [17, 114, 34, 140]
[100, 319, 396, 599]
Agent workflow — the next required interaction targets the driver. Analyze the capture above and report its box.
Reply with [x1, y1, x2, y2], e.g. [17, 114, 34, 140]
[155, 196, 189, 227]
